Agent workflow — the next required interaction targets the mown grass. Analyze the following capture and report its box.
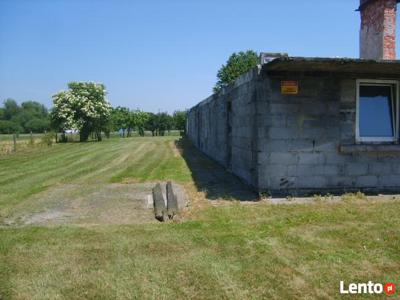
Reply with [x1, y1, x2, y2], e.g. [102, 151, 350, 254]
[0, 137, 399, 299]
[0, 137, 191, 217]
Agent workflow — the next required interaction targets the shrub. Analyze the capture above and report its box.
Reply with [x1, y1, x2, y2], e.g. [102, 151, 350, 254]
[41, 132, 55, 146]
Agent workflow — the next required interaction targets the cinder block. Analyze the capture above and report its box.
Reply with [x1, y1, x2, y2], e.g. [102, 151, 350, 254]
[257, 127, 269, 139]
[379, 175, 400, 187]
[345, 163, 369, 176]
[340, 123, 354, 136]
[270, 103, 299, 114]
[268, 127, 297, 139]
[262, 139, 287, 152]
[324, 153, 349, 164]
[368, 163, 392, 175]
[327, 102, 341, 114]
[287, 164, 340, 176]
[263, 115, 286, 127]
[313, 142, 338, 153]
[340, 79, 356, 103]
[268, 176, 297, 190]
[300, 102, 327, 115]
[286, 139, 315, 152]
[264, 164, 288, 177]
[327, 176, 356, 187]
[321, 165, 341, 176]
[287, 164, 315, 176]
[392, 164, 400, 174]
[356, 175, 378, 187]
[270, 152, 298, 164]
[322, 127, 341, 139]
[297, 176, 327, 188]
[257, 153, 269, 165]
[298, 128, 323, 139]
[298, 153, 325, 165]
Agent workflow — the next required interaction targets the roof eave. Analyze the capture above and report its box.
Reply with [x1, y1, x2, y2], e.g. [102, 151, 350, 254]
[261, 57, 400, 75]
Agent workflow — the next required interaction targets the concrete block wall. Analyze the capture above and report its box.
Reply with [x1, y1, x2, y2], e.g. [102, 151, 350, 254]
[188, 67, 400, 196]
[187, 94, 228, 167]
[257, 74, 400, 195]
[229, 79, 258, 186]
[187, 68, 259, 187]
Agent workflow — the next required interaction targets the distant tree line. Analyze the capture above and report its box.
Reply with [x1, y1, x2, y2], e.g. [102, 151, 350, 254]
[110, 107, 187, 137]
[0, 99, 50, 134]
[1, 82, 187, 142]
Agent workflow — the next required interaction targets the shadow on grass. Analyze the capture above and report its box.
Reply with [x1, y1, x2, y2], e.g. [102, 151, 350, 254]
[176, 138, 258, 201]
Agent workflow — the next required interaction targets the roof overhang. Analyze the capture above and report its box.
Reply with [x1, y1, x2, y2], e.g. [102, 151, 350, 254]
[261, 57, 400, 76]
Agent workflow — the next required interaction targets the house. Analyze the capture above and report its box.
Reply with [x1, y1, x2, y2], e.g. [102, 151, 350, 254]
[187, 0, 400, 196]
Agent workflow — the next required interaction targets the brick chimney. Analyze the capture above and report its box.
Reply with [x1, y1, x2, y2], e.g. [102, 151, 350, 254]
[359, 0, 399, 60]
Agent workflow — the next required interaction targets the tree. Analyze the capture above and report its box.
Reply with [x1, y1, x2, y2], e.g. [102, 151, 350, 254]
[24, 118, 50, 133]
[21, 101, 48, 119]
[173, 110, 187, 133]
[51, 82, 111, 142]
[144, 112, 173, 136]
[127, 110, 137, 137]
[111, 106, 130, 137]
[0, 99, 50, 133]
[157, 112, 172, 136]
[19, 101, 50, 132]
[214, 50, 258, 93]
[3, 99, 20, 120]
[0, 120, 21, 134]
[145, 113, 158, 136]
[134, 110, 149, 136]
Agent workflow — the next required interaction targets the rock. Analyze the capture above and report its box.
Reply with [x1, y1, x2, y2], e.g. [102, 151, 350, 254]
[166, 181, 178, 219]
[152, 183, 166, 222]
[172, 183, 188, 210]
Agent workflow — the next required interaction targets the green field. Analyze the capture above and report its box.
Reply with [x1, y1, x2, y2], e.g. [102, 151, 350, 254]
[0, 137, 399, 299]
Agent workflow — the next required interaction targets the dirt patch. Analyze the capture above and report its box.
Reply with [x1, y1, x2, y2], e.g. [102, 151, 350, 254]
[22, 210, 73, 225]
[4, 183, 165, 226]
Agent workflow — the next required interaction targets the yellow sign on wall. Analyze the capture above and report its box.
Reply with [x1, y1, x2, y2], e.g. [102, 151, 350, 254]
[281, 81, 299, 95]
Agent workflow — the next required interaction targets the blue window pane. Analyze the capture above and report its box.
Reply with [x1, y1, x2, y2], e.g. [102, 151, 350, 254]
[359, 85, 394, 138]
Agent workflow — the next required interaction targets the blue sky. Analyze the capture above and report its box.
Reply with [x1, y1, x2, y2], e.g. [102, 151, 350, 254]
[0, 0, 380, 112]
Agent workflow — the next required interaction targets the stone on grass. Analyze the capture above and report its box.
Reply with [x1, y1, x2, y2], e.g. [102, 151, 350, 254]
[166, 181, 178, 219]
[152, 183, 166, 222]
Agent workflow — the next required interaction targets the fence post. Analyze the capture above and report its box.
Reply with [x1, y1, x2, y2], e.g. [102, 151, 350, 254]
[13, 133, 17, 152]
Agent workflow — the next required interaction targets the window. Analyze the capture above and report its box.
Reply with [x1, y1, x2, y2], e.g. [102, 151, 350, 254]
[356, 80, 399, 143]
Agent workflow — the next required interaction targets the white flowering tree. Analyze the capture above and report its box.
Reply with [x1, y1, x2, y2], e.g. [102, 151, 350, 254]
[51, 82, 111, 142]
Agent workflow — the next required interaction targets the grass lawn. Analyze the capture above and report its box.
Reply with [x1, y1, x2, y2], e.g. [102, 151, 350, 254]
[0, 137, 399, 299]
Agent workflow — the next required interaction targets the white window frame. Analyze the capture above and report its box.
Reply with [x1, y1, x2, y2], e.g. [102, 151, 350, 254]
[356, 79, 399, 143]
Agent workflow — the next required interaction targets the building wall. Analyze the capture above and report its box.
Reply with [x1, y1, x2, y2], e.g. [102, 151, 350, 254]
[257, 73, 400, 195]
[187, 94, 228, 166]
[187, 68, 260, 187]
[188, 68, 400, 196]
